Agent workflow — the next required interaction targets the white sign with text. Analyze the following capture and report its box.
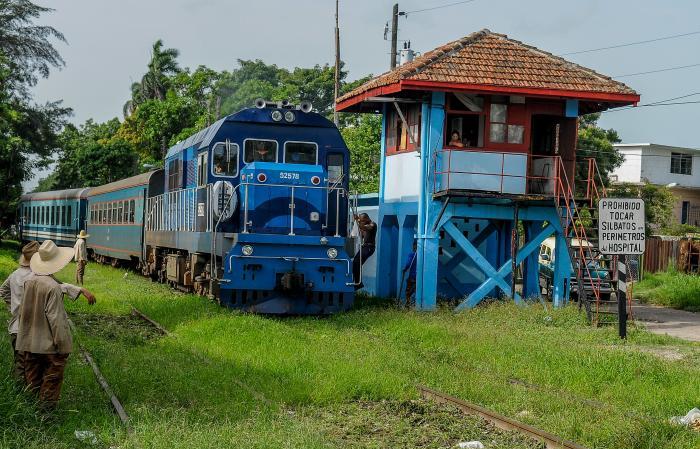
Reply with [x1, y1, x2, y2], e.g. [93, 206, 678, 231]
[598, 198, 646, 255]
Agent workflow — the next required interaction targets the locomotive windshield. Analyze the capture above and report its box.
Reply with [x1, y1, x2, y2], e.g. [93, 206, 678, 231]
[244, 139, 277, 163]
[212, 141, 239, 177]
[284, 142, 317, 165]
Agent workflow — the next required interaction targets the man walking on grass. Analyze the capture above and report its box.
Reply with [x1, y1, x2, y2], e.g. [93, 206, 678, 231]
[1, 241, 95, 384]
[73, 230, 89, 285]
[16, 240, 96, 410]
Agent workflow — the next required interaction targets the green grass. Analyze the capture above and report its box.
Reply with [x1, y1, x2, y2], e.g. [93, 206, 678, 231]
[1, 241, 699, 448]
[634, 268, 700, 312]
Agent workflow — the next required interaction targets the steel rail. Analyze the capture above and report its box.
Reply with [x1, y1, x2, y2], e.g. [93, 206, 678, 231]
[68, 319, 132, 433]
[417, 385, 589, 449]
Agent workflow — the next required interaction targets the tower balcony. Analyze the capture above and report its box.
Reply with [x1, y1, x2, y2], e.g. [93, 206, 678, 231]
[433, 148, 569, 201]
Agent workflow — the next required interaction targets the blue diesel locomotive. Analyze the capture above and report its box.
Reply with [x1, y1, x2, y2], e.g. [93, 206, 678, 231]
[18, 101, 356, 314]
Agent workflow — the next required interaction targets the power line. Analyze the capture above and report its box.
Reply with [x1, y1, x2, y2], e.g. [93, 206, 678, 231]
[613, 62, 700, 78]
[560, 30, 700, 56]
[403, 0, 477, 15]
[603, 99, 700, 114]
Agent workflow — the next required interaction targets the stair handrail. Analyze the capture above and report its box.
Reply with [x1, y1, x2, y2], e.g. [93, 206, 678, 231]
[553, 157, 604, 321]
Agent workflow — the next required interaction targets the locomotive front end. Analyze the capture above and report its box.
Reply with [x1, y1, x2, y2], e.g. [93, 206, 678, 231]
[220, 161, 354, 314]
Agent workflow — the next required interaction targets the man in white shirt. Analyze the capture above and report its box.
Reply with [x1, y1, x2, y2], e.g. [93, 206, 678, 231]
[73, 230, 89, 285]
[0, 241, 95, 382]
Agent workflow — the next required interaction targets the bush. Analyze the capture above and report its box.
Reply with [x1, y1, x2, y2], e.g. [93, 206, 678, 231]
[634, 267, 700, 311]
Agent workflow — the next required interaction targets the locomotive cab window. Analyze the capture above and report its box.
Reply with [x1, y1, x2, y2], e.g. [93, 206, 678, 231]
[244, 139, 278, 163]
[327, 153, 344, 183]
[284, 142, 317, 165]
[211, 142, 239, 177]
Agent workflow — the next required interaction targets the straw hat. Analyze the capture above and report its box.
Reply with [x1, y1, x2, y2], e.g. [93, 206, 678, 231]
[30, 240, 74, 276]
[77, 230, 90, 239]
[18, 241, 40, 267]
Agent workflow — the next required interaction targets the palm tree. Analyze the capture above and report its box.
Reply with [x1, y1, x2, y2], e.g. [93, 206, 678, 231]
[123, 39, 180, 116]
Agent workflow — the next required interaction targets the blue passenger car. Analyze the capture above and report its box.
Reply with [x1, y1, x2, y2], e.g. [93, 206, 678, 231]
[86, 171, 163, 265]
[18, 188, 90, 247]
[144, 101, 355, 313]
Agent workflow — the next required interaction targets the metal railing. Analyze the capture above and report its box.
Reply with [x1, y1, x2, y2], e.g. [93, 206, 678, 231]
[432, 148, 567, 197]
[145, 184, 214, 232]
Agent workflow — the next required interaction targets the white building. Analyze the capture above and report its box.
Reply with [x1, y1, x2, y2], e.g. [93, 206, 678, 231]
[611, 143, 700, 227]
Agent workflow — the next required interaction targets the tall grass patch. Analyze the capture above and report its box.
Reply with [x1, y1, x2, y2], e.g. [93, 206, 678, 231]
[635, 268, 700, 311]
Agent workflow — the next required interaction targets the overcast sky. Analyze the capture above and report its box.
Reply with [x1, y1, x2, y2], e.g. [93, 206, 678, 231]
[26, 0, 700, 188]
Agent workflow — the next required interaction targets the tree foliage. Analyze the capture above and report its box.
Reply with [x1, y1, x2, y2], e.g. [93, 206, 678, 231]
[341, 114, 381, 194]
[576, 113, 623, 184]
[0, 1, 70, 228]
[608, 182, 676, 234]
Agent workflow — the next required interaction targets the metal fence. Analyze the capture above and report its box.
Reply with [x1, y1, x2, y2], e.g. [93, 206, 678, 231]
[145, 185, 214, 232]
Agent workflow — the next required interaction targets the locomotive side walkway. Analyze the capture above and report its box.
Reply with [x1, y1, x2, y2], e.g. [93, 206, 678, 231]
[633, 301, 700, 342]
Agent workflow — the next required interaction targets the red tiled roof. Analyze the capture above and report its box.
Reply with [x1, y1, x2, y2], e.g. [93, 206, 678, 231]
[337, 29, 638, 109]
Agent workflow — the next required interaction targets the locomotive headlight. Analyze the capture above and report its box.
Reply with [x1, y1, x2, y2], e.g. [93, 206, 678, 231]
[242, 245, 254, 256]
[271, 110, 283, 122]
[326, 248, 338, 259]
[284, 111, 296, 122]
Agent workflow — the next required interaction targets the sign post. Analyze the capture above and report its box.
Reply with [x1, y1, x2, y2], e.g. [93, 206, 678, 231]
[598, 198, 646, 338]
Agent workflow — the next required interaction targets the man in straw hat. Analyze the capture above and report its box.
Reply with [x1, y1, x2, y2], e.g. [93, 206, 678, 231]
[1, 241, 94, 383]
[74, 230, 89, 285]
[15, 240, 96, 409]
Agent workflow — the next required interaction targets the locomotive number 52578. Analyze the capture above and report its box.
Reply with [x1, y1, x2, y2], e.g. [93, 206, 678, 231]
[280, 172, 300, 180]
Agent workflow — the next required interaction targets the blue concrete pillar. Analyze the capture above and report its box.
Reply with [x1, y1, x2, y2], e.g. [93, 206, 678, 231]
[523, 221, 544, 299]
[552, 231, 571, 306]
[377, 214, 399, 298]
[397, 214, 417, 300]
[416, 91, 445, 311]
[497, 220, 514, 299]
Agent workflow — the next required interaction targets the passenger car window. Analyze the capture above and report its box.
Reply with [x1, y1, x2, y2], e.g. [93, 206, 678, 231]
[211, 142, 239, 177]
[244, 139, 277, 163]
[284, 142, 317, 165]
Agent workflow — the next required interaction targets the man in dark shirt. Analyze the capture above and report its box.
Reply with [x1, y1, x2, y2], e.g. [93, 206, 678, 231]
[352, 213, 377, 290]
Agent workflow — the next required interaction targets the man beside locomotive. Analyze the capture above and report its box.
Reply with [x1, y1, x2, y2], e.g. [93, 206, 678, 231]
[16, 240, 96, 409]
[352, 213, 377, 290]
[1, 241, 95, 385]
[73, 230, 89, 285]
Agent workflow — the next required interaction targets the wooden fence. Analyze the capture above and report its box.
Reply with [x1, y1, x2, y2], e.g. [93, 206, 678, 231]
[643, 236, 700, 275]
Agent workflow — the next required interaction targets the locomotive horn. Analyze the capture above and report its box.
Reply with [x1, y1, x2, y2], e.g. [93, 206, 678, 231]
[279, 99, 290, 107]
[254, 98, 267, 109]
[299, 101, 313, 113]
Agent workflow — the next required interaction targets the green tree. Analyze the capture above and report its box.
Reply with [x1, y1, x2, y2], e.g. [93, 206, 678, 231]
[608, 182, 676, 234]
[124, 39, 181, 116]
[0, 0, 65, 92]
[576, 113, 623, 185]
[0, 1, 71, 227]
[341, 114, 381, 194]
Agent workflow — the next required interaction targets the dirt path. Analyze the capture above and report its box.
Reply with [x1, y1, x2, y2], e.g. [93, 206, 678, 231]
[632, 301, 700, 342]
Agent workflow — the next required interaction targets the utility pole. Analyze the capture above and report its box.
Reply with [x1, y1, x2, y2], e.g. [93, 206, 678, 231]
[390, 3, 399, 69]
[333, 0, 340, 126]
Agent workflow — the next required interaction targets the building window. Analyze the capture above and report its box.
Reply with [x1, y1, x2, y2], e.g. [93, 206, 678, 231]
[670, 152, 692, 175]
[385, 104, 421, 155]
[489, 103, 525, 145]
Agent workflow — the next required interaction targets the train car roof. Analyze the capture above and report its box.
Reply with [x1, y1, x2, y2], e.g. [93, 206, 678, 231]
[87, 171, 159, 197]
[165, 107, 336, 159]
[20, 187, 91, 202]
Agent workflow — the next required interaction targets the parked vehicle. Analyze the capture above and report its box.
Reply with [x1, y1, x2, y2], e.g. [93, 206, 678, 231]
[539, 237, 614, 302]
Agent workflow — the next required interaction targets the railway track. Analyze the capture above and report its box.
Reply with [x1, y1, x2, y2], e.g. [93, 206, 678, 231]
[418, 385, 589, 449]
